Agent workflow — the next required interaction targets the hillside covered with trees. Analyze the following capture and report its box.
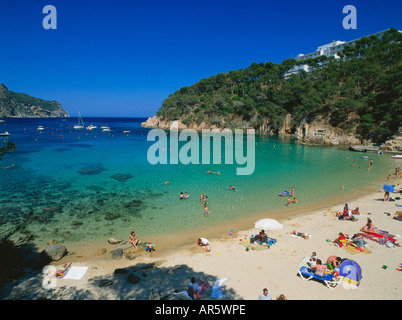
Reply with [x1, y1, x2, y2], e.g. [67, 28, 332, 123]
[150, 28, 401, 143]
[0, 84, 69, 118]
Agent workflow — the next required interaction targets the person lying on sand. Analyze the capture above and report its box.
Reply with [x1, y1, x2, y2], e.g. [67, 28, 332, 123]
[54, 263, 72, 278]
[291, 230, 311, 239]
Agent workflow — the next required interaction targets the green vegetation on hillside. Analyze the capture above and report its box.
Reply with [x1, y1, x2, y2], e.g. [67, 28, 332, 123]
[6, 90, 60, 111]
[156, 28, 401, 142]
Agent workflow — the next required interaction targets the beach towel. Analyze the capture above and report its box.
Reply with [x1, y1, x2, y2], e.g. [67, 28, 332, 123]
[357, 232, 379, 243]
[239, 241, 270, 251]
[342, 243, 372, 255]
[366, 231, 397, 242]
[62, 266, 88, 280]
[210, 278, 229, 299]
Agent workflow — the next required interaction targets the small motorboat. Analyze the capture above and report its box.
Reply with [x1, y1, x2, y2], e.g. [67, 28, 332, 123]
[392, 155, 402, 160]
[123, 131, 130, 134]
[102, 127, 111, 132]
[37, 126, 44, 131]
[278, 191, 290, 197]
[0, 131, 10, 136]
[86, 124, 97, 131]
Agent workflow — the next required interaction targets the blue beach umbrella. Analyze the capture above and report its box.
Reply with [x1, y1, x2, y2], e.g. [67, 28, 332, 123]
[383, 185, 395, 193]
[339, 259, 363, 287]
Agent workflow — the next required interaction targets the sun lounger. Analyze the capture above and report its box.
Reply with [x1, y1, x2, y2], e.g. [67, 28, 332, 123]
[298, 266, 343, 290]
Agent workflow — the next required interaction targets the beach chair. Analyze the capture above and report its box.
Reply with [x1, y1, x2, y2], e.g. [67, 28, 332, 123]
[298, 266, 343, 290]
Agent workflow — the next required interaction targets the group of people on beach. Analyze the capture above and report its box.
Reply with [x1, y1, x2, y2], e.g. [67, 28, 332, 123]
[332, 217, 377, 251]
[335, 203, 360, 221]
[308, 252, 343, 278]
[200, 193, 209, 217]
[127, 231, 155, 253]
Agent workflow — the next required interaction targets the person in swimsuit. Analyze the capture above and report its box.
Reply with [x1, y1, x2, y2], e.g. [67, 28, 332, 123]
[311, 259, 327, 277]
[204, 206, 209, 217]
[360, 219, 375, 233]
[127, 231, 139, 248]
[229, 185, 236, 191]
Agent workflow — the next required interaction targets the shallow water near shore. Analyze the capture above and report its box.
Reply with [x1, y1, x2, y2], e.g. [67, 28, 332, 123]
[0, 117, 394, 250]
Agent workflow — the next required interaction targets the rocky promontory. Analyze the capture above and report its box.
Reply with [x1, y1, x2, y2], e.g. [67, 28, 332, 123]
[0, 83, 69, 118]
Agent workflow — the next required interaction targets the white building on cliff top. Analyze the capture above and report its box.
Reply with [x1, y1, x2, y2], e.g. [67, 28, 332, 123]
[284, 28, 401, 78]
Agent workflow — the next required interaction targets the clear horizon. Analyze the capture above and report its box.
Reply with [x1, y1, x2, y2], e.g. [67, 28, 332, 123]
[1, 0, 401, 117]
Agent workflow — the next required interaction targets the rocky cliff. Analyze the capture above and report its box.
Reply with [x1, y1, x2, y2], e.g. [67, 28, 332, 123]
[0, 84, 69, 118]
[141, 113, 362, 146]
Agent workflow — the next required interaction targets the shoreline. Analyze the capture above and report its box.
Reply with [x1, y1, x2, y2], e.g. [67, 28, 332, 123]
[34, 163, 390, 256]
[3, 164, 401, 300]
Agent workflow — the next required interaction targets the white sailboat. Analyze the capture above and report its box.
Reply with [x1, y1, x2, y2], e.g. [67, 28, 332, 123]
[0, 131, 10, 136]
[74, 112, 84, 129]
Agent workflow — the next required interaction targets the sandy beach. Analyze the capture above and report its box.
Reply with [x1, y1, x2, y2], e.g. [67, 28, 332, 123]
[2, 172, 401, 301]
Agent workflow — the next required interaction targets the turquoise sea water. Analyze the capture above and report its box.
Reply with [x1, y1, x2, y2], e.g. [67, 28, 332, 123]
[0, 117, 392, 246]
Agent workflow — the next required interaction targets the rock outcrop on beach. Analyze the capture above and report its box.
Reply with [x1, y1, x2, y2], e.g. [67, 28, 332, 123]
[383, 126, 402, 152]
[0, 83, 69, 118]
[40, 244, 68, 261]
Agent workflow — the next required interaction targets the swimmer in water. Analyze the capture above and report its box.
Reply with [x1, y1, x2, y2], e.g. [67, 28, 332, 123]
[204, 206, 209, 217]
[229, 185, 237, 191]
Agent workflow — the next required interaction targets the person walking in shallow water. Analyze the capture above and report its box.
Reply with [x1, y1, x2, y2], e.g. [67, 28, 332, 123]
[291, 186, 294, 197]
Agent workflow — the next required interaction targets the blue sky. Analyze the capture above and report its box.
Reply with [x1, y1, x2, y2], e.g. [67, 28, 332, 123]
[0, 0, 401, 117]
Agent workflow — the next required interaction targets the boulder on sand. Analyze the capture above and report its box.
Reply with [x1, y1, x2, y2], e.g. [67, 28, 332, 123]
[41, 244, 67, 261]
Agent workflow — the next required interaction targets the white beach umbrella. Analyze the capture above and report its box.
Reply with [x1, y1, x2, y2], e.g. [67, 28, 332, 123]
[254, 218, 283, 231]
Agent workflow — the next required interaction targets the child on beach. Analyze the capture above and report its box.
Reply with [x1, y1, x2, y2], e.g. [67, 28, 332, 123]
[146, 242, 155, 253]
[308, 252, 317, 267]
